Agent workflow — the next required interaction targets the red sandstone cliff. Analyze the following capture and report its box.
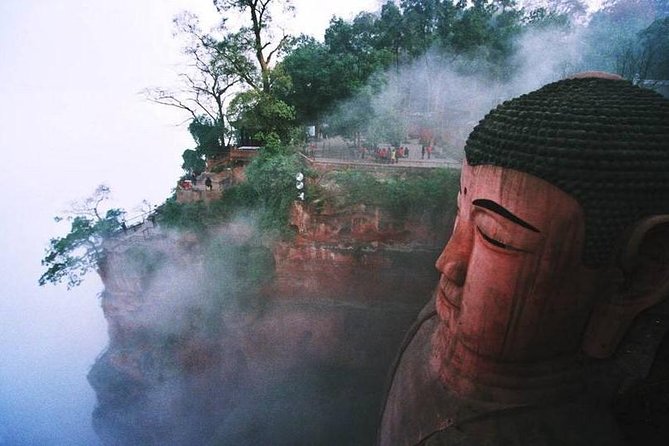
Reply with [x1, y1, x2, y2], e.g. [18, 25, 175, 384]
[272, 201, 447, 302]
[90, 203, 450, 445]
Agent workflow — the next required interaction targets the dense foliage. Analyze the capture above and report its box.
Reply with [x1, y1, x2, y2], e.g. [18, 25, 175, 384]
[278, 0, 668, 139]
[157, 183, 259, 233]
[158, 151, 308, 235]
[328, 168, 460, 222]
[227, 90, 296, 146]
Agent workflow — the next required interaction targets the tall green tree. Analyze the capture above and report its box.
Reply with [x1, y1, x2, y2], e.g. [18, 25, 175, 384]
[400, 0, 443, 56]
[228, 89, 296, 147]
[376, 2, 405, 67]
[148, 1, 298, 161]
[212, 0, 294, 94]
[278, 36, 365, 130]
[277, 37, 330, 125]
[447, 0, 523, 78]
[209, 0, 299, 146]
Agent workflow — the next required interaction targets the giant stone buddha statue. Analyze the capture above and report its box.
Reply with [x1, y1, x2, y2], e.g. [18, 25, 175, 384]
[378, 73, 669, 446]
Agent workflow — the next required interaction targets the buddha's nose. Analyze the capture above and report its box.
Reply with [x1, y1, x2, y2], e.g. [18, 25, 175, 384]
[436, 246, 467, 286]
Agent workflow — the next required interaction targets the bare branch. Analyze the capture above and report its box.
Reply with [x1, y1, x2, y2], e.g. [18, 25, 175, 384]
[144, 88, 199, 119]
[266, 34, 290, 65]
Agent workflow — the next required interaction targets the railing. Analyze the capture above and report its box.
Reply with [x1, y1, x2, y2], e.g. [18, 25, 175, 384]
[301, 137, 462, 168]
[104, 209, 160, 252]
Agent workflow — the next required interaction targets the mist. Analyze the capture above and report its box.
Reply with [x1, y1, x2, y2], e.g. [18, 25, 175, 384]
[326, 3, 665, 158]
[89, 212, 406, 445]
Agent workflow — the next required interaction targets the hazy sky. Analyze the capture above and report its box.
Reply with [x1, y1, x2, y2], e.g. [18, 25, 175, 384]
[0, 1, 380, 444]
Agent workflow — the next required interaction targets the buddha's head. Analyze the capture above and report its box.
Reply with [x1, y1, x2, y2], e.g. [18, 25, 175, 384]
[434, 75, 669, 396]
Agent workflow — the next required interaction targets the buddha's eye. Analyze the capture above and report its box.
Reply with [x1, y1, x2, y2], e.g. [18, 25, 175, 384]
[473, 209, 540, 253]
[477, 226, 525, 252]
[477, 226, 508, 249]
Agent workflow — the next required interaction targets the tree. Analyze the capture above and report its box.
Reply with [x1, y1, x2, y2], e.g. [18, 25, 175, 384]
[212, 0, 294, 94]
[208, 0, 301, 147]
[227, 89, 296, 147]
[367, 106, 407, 148]
[277, 37, 329, 125]
[523, 6, 571, 29]
[328, 85, 376, 147]
[324, 15, 394, 84]
[181, 148, 207, 175]
[147, 1, 299, 162]
[39, 185, 125, 289]
[277, 36, 368, 132]
[376, 2, 405, 68]
[145, 12, 249, 148]
[400, 0, 443, 56]
[636, 17, 669, 80]
[243, 151, 306, 230]
[584, 0, 668, 78]
[521, 0, 586, 23]
[447, 0, 523, 76]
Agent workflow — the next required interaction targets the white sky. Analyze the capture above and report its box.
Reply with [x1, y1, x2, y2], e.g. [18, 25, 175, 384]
[0, 1, 381, 444]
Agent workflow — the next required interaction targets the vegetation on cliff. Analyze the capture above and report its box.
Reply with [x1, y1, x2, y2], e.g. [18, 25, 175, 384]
[39, 185, 125, 289]
[161, 151, 460, 239]
[159, 148, 309, 235]
[324, 168, 460, 222]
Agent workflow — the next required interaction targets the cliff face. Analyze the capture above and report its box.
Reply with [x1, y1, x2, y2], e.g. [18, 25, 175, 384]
[272, 202, 447, 302]
[90, 204, 451, 445]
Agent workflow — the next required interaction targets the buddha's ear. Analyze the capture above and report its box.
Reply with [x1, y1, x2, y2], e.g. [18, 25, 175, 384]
[582, 215, 669, 359]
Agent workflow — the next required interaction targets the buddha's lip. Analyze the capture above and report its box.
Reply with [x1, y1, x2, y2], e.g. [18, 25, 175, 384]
[437, 276, 463, 310]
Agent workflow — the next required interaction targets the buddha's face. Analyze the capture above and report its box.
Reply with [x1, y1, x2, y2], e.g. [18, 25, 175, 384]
[436, 163, 603, 362]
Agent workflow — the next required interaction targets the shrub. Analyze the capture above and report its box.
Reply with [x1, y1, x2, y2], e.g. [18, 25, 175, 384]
[330, 168, 460, 224]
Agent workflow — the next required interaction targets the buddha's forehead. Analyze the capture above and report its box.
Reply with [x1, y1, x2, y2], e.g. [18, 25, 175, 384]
[462, 162, 584, 231]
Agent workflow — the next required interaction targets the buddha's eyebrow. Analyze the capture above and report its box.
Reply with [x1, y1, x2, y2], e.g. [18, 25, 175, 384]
[472, 199, 540, 233]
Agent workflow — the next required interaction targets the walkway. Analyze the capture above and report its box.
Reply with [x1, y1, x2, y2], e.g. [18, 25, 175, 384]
[305, 137, 463, 170]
